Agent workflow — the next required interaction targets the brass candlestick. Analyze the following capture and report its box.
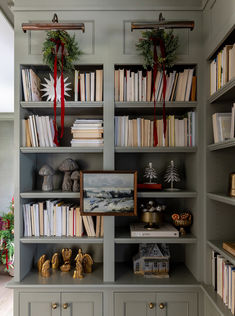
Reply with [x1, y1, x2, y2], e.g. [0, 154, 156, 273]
[229, 173, 235, 197]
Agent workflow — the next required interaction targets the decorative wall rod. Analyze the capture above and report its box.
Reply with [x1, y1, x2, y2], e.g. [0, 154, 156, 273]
[131, 13, 194, 32]
[22, 13, 85, 33]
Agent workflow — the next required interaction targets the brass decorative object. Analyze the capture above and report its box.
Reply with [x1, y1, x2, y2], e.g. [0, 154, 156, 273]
[22, 13, 85, 33]
[172, 212, 192, 235]
[37, 254, 46, 272]
[140, 201, 166, 229]
[41, 259, 50, 278]
[51, 252, 60, 269]
[73, 259, 84, 279]
[60, 248, 72, 272]
[83, 254, 93, 273]
[229, 173, 235, 197]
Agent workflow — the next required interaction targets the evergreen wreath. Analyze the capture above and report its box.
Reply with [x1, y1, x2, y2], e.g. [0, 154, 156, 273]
[136, 29, 179, 70]
[42, 30, 81, 72]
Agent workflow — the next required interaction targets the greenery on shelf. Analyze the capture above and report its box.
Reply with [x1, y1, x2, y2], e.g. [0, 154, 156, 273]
[0, 198, 14, 273]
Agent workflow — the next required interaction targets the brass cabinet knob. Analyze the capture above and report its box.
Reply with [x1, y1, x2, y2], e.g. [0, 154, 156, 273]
[63, 303, 68, 309]
[52, 303, 58, 310]
[159, 303, 165, 309]
[149, 302, 154, 309]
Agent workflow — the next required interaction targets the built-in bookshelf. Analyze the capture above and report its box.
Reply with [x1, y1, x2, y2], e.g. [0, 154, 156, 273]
[206, 24, 235, 316]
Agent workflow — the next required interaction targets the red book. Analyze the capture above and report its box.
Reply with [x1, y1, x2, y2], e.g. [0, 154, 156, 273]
[138, 183, 162, 190]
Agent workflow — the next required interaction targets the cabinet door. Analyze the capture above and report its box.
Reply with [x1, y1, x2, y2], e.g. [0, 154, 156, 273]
[156, 292, 197, 316]
[61, 293, 102, 316]
[20, 292, 60, 316]
[114, 292, 156, 316]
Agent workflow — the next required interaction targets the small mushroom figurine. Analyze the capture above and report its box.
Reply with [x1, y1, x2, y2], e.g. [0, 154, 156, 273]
[59, 159, 78, 191]
[39, 164, 55, 191]
[71, 170, 80, 192]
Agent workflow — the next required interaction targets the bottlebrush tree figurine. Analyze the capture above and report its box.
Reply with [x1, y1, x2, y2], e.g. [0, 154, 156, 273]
[164, 160, 180, 191]
[144, 162, 158, 183]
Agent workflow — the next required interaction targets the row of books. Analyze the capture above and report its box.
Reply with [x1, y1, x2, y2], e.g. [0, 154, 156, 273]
[115, 113, 195, 147]
[23, 201, 103, 238]
[22, 115, 56, 147]
[211, 250, 235, 314]
[74, 69, 103, 102]
[22, 68, 41, 102]
[71, 119, 104, 147]
[210, 43, 235, 95]
[212, 104, 235, 143]
[114, 68, 197, 102]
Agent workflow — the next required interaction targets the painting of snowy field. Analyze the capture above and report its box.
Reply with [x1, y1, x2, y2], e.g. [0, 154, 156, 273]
[80, 171, 137, 215]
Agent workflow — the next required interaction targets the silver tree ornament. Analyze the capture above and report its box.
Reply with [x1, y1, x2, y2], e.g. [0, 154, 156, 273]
[144, 162, 158, 183]
[164, 160, 180, 191]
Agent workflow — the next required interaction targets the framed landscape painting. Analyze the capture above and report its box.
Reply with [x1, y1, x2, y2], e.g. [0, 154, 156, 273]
[80, 171, 137, 216]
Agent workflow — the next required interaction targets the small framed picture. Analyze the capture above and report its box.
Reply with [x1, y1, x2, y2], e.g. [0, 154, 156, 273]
[80, 171, 137, 216]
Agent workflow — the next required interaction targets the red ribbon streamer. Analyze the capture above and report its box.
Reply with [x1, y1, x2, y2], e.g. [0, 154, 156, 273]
[151, 37, 167, 146]
[50, 38, 66, 145]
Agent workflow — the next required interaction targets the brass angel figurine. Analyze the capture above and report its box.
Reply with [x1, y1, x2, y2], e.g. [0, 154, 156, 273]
[51, 252, 60, 269]
[41, 259, 50, 278]
[73, 257, 84, 279]
[37, 254, 46, 273]
[60, 248, 72, 272]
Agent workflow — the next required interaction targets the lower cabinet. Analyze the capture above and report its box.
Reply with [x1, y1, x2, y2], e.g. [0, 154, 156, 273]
[114, 292, 197, 316]
[19, 292, 103, 316]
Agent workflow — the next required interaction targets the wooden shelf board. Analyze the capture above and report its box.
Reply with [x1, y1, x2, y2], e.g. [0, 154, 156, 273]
[202, 284, 234, 316]
[207, 240, 235, 265]
[115, 147, 197, 153]
[115, 263, 199, 287]
[138, 191, 197, 198]
[208, 77, 235, 103]
[21, 101, 103, 108]
[115, 230, 197, 244]
[20, 236, 103, 244]
[20, 147, 103, 153]
[20, 191, 80, 199]
[8, 263, 104, 288]
[21, 101, 103, 115]
[207, 193, 235, 206]
[115, 101, 197, 108]
[208, 139, 235, 151]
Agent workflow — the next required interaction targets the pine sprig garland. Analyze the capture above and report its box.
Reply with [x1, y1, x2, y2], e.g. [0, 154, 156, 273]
[136, 29, 179, 70]
[42, 30, 81, 72]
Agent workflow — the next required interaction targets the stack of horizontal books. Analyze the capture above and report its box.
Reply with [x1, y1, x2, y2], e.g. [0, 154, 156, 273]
[71, 119, 104, 147]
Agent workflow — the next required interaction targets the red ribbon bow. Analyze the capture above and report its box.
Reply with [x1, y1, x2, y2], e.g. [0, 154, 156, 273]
[50, 38, 66, 145]
[151, 37, 167, 146]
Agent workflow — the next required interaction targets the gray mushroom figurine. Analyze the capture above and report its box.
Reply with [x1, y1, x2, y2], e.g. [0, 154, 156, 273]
[71, 170, 80, 192]
[39, 165, 55, 191]
[59, 158, 78, 191]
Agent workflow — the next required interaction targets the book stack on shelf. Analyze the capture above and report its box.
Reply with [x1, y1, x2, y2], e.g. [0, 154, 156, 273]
[21, 68, 41, 102]
[23, 201, 104, 238]
[74, 69, 103, 101]
[212, 103, 235, 143]
[115, 112, 195, 147]
[22, 115, 56, 147]
[211, 250, 235, 314]
[71, 119, 104, 147]
[210, 43, 235, 95]
[115, 67, 196, 102]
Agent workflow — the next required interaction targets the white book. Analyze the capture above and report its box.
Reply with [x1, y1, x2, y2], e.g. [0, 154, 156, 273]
[22, 119, 26, 147]
[126, 70, 131, 102]
[119, 69, 124, 102]
[137, 118, 141, 147]
[56, 205, 62, 237]
[80, 73, 85, 101]
[87, 216, 96, 236]
[41, 116, 50, 147]
[230, 104, 235, 139]
[66, 206, 69, 237]
[134, 72, 138, 101]
[32, 115, 39, 147]
[23, 205, 28, 237]
[43, 209, 48, 236]
[62, 206, 67, 236]
[74, 70, 78, 101]
[28, 116, 36, 147]
[90, 72, 95, 102]
[130, 223, 179, 237]
[142, 76, 147, 101]
[38, 117, 46, 147]
[138, 70, 142, 101]
[35, 116, 42, 147]
[85, 72, 90, 101]
[34, 204, 40, 237]
[45, 116, 54, 147]
[131, 72, 135, 102]
[26, 204, 32, 237]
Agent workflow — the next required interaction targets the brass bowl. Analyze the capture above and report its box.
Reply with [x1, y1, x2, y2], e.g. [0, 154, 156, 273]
[173, 219, 192, 235]
[141, 211, 163, 229]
